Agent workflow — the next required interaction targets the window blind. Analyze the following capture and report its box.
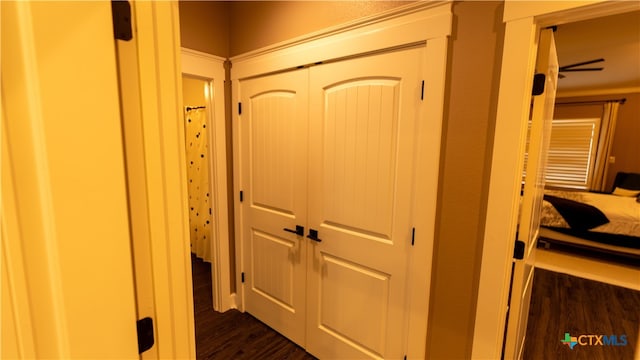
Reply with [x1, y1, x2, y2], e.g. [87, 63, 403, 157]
[523, 118, 600, 190]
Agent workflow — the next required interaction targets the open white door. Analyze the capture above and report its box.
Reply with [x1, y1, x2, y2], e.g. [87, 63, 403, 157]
[503, 28, 558, 359]
[2, 1, 138, 357]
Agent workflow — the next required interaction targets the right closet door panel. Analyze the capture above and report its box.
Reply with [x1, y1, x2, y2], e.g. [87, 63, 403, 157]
[306, 47, 423, 359]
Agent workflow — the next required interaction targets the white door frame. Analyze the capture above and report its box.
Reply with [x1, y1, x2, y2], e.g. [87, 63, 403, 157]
[121, 2, 196, 358]
[231, 2, 452, 357]
[472, 1, 640, 358]
[181, 48, 234, 312]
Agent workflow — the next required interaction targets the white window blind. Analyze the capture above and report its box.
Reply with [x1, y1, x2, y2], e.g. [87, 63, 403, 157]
[523, 118, 600, 190]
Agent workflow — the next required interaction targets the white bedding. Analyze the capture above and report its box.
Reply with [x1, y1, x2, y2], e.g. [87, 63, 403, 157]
[541, 190, 640, 237]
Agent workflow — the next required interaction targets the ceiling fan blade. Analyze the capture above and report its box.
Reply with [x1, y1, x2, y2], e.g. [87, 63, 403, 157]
[559, 58, 604, 72]
[560, 67, 604, 72]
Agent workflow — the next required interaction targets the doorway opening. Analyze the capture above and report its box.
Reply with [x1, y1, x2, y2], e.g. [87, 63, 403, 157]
[182, 76, 215, 263]
[181, 49, 234, 315]
[474, 2, 640, 358]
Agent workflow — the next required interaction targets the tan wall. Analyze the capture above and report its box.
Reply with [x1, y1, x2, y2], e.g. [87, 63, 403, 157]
[554, 92, 640, 191]
[179, 1, 229, 57]
[426, 2, 504, 359]
[178, 1, 412, 57]
[227, 1, 414, 56]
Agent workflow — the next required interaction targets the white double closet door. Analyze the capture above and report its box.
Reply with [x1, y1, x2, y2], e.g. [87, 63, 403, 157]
[239, 47, 422, 359]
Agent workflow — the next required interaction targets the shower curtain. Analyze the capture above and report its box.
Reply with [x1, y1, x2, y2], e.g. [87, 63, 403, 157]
[185, 107, 213, 262]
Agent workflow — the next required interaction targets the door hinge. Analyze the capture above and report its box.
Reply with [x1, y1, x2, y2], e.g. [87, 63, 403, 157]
[404, 356, 407, 360]
[239, 190, 244, 202]
[241, 272, 245, 283]
[513, 240, 525, 260]
[420, 80, 425, 100]
[532, 73, 546, 96]
[238, 102, 242, 115]
[111, 0, 133, 41]
[411, 227, 415, 246]
[136, 317, 154, 354]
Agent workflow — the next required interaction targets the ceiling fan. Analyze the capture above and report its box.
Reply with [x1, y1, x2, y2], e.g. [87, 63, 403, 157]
[558, 58, 604, 79]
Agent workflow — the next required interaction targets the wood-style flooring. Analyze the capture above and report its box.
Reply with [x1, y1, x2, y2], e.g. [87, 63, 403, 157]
[523, 267, 640, 360]
[193, 255, 638, 359]
[191, 255, 317, 360]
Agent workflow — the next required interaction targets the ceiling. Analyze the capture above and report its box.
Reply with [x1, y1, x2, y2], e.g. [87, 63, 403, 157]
[553, 10, 640, 95]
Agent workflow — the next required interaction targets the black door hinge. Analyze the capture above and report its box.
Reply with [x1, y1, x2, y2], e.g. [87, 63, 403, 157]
[241, 272, 245, 283]
[239, 190, 244, 202]
[111, 0, 133, 41]
[411, 227, 415, 246]
[136, 317, 154, 354]
[513, 240, 525, 260]
[238, 102, 242, 115]
[421, 80, 425, 100]
[532, 73, 546, 96]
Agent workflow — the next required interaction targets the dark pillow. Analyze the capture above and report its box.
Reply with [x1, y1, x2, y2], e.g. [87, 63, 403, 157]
[543, 194, 609, 230]
[612, 172, 640, 192]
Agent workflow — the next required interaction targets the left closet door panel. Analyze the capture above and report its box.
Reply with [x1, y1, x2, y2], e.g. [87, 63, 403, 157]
[239, 69, 310, 346]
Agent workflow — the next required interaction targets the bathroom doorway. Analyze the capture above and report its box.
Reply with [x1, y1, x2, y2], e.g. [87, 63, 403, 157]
[181, 49, 233, 313]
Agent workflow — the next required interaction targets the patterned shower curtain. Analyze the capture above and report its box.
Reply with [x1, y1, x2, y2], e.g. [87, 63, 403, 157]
[184, 107, 213, 262]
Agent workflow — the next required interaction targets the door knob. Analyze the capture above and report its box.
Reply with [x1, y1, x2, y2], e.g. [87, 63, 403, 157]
[307, 229, 322, 242]
[283, 225, 304, 236]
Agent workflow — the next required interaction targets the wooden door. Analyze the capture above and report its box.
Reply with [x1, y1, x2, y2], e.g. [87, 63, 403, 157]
[239, 70, 310, 346]
[305, 48, 423, 359]
[504, 28, 558, 359]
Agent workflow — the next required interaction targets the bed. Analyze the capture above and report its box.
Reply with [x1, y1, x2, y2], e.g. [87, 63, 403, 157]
[537, 172, 640, 263]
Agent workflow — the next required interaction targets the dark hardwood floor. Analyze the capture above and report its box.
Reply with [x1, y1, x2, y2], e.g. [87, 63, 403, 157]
[193, 256, 638, 359]
[191, 255, 317, 360]
[523, 268, 640, 360]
